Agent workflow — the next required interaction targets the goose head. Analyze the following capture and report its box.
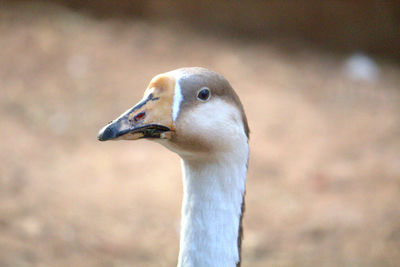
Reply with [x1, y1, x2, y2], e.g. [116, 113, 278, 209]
[98, 67, 249, 158]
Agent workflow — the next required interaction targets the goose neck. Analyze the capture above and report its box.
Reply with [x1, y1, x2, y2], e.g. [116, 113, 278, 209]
[177, 153, 247, 267]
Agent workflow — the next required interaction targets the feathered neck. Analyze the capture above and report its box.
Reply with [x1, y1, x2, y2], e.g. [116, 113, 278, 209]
[177, 148, 248, 267]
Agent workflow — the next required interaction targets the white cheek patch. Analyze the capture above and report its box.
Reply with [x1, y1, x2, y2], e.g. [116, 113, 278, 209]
[172, 75, 183, 122]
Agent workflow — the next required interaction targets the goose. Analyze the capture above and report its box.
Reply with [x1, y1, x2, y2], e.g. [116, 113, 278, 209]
[98, 67, 249, 267]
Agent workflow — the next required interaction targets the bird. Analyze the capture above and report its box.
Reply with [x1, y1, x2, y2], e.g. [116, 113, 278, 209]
[98, 67, 249, 267]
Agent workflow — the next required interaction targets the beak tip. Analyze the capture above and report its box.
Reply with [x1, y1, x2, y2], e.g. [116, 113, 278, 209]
[97, 134, 106, 141]
[97, 124, 117, 141]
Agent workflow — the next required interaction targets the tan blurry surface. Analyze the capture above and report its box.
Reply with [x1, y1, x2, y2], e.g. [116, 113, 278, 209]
[1, 3, 400, 267]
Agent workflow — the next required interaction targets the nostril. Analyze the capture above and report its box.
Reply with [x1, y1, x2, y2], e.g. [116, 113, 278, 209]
[134, 111, 146, 122]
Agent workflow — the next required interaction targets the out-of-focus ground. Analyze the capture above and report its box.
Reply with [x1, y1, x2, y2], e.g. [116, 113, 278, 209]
[1, 2, 400, 267]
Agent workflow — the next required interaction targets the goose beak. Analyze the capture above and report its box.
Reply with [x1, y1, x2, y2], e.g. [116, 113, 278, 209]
[97, 93, 174, 141]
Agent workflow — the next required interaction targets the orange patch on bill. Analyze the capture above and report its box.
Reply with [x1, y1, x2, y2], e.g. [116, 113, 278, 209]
[139, 74, 176, 131]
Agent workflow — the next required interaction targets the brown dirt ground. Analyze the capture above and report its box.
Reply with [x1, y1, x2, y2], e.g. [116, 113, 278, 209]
[1, 2, 400, 267]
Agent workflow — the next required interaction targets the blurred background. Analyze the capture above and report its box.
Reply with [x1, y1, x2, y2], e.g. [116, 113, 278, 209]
[1, 1, 400, 266]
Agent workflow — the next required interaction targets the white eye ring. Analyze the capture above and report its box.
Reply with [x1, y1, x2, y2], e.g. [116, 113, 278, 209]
[197, 87, 211, 102]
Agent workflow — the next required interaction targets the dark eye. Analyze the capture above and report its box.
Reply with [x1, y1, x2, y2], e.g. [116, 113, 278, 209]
[197, 87, 211, 101]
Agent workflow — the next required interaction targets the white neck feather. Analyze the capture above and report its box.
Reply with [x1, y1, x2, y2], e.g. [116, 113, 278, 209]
[177, 148, 248, 267]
